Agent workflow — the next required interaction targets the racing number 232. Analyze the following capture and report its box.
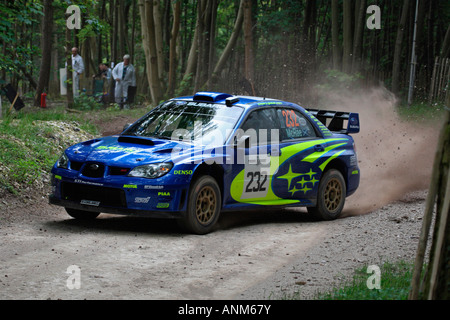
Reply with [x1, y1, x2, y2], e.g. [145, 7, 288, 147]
[282, 110, 299, 128]
[245, 171, 267, 193]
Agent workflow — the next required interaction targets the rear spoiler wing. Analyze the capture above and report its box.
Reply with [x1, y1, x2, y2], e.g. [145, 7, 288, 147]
[306, 109, 360, 134]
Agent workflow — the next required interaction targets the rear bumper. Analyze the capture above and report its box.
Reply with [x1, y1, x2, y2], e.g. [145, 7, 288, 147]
[49, 195, 183, 219]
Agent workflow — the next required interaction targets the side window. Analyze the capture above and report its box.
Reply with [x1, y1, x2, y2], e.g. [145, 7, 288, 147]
[277, 108, 317, 140]
[239, 108, 279, 145]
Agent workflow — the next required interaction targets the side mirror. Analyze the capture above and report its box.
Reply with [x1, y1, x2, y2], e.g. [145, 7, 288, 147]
[233, 135, 251, 149]
[122, 123, 132, 133]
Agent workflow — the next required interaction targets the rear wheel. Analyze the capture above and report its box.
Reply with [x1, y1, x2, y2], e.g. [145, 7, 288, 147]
[65, 208, 100, 220]
[308, 169, 346, 220]
[178, 176, 221, 235]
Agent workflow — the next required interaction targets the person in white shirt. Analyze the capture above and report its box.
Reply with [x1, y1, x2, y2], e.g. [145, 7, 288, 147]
[71, 47, 84, 97]
[112, 54, 136, 108]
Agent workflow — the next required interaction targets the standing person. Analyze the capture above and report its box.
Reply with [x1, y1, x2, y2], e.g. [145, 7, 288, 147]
[112, 54, 136, 108]
[70, 47, 84, 97]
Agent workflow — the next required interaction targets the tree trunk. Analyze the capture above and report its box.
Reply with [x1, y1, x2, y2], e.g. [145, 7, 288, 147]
[205, 0, 244, 89]
[342, 0, 353, 73]
[139, 0, 163, 105]
[331, 0, 341, 70]
[153, 0, 165, 84]
[65, 18, 74, 108]
[243, 0, 255, 95]
[441, 24, 450, 59]
[34, 0, 53, 106]
[352, 0, 366, 73]
[167, 0, 181, 96]
[392, 0, 410, 95]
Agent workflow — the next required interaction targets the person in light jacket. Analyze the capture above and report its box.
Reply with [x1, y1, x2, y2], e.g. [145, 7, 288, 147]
[112, 54, 136, 108]
[71, 47, 84, 97]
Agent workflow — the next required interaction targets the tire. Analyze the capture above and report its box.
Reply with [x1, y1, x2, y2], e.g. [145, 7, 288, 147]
[307, 169, 346, 221]
[65, 208, 100, 220]
[178, 176, 221, 235]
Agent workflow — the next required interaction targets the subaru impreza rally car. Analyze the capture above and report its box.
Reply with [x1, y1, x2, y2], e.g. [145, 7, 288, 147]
[49, 92, 360, 234]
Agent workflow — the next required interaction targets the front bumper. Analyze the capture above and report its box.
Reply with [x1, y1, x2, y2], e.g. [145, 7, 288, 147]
[49, 172, 188, 219]
[49, 195, 182, 219]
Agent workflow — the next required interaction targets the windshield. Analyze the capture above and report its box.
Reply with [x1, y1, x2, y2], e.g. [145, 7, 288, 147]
[123, 100, 244, 145]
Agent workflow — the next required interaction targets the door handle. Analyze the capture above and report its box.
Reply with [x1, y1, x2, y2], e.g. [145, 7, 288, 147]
[314, 145, 325, 152]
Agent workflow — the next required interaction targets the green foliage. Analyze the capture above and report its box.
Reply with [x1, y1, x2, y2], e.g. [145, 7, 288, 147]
[0, 106, 98, 193]
[314, 69, 365, 95]
[73, 93, 103, 111]
[396, 101, 447, 122]
[0, 1, 43, 75]
[315, 261, 415, 300]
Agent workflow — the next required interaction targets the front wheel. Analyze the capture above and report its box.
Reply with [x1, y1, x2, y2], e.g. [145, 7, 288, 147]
[65, 208, 100, 220]
[307, 169, 346, 221]
[178, 176, 221, 235]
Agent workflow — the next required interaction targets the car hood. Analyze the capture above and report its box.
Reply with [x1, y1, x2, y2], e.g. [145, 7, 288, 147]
[66, 135, 193, 167]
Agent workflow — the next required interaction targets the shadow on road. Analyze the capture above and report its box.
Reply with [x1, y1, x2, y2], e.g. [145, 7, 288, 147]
[44, 207, 318, 236]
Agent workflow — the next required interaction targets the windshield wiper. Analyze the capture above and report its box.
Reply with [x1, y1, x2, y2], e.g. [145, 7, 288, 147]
[150, 134, 171, 140]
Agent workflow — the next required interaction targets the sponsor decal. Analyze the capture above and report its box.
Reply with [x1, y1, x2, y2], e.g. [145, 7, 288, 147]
[75, 179, 104, 187]
[123, 184, 138, 189]
[158, 192, 171, 196]
[96, 146, 135, 153]
[55, 175, 62, 180]
[156, 203, 170, 209]
[174, 170, 193, 175]
[80, 200, 100, 206]
[144, 185, 164, 190]
[135, 197, 151, 204]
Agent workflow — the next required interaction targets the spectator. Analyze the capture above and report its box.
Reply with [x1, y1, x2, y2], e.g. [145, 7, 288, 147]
[112, 54, 136, 108]
[70, 47, 84, 97]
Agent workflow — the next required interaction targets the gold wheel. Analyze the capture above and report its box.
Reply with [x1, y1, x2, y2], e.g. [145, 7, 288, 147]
[324, 178, 343, 212]
[195, 186, 217, 225]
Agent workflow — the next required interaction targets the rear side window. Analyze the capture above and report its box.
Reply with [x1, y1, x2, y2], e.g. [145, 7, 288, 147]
[277, 108, 317, 140]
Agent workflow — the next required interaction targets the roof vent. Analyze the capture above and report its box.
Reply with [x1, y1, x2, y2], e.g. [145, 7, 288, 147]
[193, 92, 233, 102]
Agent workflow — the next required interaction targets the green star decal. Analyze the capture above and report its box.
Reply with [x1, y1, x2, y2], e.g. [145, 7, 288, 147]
[278, 165, 318, 197]
[305, 169, 317, 179]
[277, 164, 303, 190]
[299, 185, 312, 194]
[310, 177, 319, 186]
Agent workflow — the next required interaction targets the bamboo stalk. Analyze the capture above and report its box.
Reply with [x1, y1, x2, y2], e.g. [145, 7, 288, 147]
[409, 109, 449, 299]
[429, 57, 439, 103]
[427, 172, 450, 299]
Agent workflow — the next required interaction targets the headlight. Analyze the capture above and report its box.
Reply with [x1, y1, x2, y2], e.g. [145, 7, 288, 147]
[128, 163, 173, 179]
[57, 153, 69, 169]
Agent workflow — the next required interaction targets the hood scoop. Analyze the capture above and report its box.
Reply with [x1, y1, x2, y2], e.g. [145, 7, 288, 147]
[118, 136, 155, 146]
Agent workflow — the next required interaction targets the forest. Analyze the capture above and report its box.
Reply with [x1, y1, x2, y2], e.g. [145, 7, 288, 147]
[1, 0, 449, 108]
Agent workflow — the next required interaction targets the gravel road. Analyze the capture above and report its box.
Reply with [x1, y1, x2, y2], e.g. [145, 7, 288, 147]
[0, 189, 429, 300]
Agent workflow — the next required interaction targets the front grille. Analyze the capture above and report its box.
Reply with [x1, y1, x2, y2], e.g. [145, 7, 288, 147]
[81, 163, 105, 178]
[70, 161, 83, 171]
[61, 182, 127, 208]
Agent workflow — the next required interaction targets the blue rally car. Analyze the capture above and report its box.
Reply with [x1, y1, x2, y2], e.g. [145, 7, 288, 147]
[49, 92, 360, 234]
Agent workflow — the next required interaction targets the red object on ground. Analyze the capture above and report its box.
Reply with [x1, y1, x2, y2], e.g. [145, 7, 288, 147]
[40, 92, 47, 108]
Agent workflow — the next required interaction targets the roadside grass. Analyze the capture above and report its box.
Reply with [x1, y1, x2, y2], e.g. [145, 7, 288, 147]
[0, 105, 98, 193]
[314, 261, 415, 300]
[0, 102, 151, 194]
[396, 100, 446, 122]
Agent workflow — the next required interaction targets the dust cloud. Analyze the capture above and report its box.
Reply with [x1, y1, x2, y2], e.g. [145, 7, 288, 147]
[313, 87, 440, 216]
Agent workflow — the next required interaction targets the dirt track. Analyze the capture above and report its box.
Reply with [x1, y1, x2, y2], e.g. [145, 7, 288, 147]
[0, 190, 428, 300]
[0, 90, 438, 300]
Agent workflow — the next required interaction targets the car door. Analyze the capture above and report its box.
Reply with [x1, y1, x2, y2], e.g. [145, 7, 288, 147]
[270, 107, 323, 204]
[229, 108, 283, 204]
